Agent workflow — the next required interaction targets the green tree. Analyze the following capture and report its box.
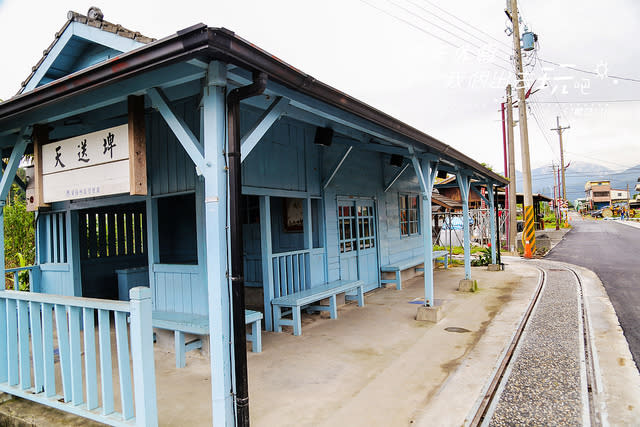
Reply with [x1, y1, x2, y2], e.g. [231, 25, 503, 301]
[4, 188, 35, 289]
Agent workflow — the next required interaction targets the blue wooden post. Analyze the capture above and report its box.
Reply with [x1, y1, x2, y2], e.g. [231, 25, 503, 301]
[488, 184, 497, 264]
[129, 286, 158, 427]
[0, 134, 28, 293]
[0, 205, 4, 290]
[0, 299, 6, 383]
[457, 173, 472, 280]
[260, 196, 274, 331]
[202, 61, 235, 425]
[411, 155, 438, 307]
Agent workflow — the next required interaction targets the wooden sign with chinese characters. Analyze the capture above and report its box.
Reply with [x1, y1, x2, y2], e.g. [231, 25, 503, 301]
[41, 125, 130, 202]
[34, 96, 147, 207]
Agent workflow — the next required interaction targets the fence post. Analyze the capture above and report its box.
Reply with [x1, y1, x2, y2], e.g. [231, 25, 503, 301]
[30, 268, 41, 293]
[129, 286, 158, 427]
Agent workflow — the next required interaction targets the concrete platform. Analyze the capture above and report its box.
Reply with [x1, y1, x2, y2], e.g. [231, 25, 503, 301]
[2, 258, 637, 426]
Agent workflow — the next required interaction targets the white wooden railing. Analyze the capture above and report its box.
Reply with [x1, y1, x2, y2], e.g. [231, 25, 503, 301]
[0, 287, 157, 426]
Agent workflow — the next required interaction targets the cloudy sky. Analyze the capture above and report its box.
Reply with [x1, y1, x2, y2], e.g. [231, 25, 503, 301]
[0, 0, 638, 177]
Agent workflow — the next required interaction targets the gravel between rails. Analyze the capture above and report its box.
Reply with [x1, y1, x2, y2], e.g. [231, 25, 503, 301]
[487, 268, 584, 426]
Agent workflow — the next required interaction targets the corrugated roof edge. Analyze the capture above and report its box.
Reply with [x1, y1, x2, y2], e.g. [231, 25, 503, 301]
[1, 23, 507, 185]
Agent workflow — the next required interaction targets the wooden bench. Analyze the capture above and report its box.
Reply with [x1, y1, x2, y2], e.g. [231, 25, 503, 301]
[152, 309, 263, 368]
[380, 250, 449, 290]
[271, 280, 365, 336]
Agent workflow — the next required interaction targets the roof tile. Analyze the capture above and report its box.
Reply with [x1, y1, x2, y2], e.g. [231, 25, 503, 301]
[18, 8, 155, 94]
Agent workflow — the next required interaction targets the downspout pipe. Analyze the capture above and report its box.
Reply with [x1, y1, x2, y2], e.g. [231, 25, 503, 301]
[226, 71, 267, 427]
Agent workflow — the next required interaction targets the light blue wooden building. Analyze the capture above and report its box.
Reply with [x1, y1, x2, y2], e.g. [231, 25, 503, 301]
[0, 8, 507, 426]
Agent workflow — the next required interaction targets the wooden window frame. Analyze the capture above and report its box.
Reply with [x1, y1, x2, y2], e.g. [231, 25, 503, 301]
[399, 194, 420, 238]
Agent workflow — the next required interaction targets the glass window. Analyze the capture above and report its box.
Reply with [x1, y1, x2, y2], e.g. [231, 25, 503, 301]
[399, 194, 420, 237]
[338, 203, 357, 253]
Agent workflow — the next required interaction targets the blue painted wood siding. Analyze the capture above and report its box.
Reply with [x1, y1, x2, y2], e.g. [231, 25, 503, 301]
[37, 213, 74, 296]
[151, 264, 206, 316]
[147, 97, 199, 196]
[322, 146, 424, 285]
[241, 110, 321, 195]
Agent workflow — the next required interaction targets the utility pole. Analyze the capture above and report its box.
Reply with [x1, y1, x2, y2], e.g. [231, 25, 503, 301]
[508, 0, 535, 258]
[552, 163, 559, 230]
[506, 85, 517, 252]
[551, 116, 570, 201]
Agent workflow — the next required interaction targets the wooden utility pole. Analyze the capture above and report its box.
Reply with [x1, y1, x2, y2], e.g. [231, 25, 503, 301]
[551, 116, 570, 201]
[509, 0, 535, 258]
[506, 85, 517, 252]
[552, 163, 560, 230]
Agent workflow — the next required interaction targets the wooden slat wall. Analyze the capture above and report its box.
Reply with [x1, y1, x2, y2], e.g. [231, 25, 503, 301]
[241, 111, 320, 194]
[152, 267, 206, 315]
[147, 97, 198, 196]
[78, 205, 146, 260]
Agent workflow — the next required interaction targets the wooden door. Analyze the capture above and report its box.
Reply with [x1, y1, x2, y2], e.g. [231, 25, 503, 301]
[338, 199, 379, 292]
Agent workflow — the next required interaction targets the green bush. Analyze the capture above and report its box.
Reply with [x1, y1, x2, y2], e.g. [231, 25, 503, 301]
[4, 194, 35, 290]
[471, 247, 492, 266]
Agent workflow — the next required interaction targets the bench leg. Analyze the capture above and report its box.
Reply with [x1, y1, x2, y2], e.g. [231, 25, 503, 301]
[273, 305, 282, 333]
[444, 254, 448, 269]
[329, 295, 338, 319]
[396, 270, 402, 290]
[253, 320, 262, 353]
[357, 285, 365, 307]
[292, 307, 302, 336]
[175, 331, 186, 369]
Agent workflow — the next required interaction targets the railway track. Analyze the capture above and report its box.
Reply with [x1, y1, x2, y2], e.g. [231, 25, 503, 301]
[468, 263, 604, 426]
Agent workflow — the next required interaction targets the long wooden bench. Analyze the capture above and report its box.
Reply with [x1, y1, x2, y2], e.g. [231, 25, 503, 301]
[380, 250, 449, 290]
[152, 309, 263, 368]
[271, 280, 365, 336]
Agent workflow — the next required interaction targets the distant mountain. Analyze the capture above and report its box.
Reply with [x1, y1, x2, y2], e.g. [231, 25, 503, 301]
[515, 161, 640, 203]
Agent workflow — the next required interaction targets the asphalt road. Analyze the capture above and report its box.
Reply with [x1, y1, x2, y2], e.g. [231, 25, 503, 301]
[546, 216, 640, 368]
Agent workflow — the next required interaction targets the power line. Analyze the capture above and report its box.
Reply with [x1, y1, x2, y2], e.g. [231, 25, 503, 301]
[530, 99, 640, 104]
[418, 0, 512, 49]
[532, 51, 571, 126]
[404, 0, 513, 58]
[538, 58, 640, 84]
[358, 0, 514, 73]
[528, 102, 559, 160]
[389, 0, 488, 51]
[387, 0, 514, 68]
[564, 150, 638, 170]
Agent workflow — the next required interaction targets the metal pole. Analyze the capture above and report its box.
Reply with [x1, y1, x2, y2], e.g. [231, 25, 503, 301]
[506, 85, 517, 252]
[448, 211, 452, 260]
[495, 186, 501, 266]
[509, 0, 535, 258]
[227, 71, 267, 427]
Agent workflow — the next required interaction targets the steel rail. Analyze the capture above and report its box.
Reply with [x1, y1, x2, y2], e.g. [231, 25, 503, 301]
[468, 266, 547, 426]
[470, 264, 601, 426]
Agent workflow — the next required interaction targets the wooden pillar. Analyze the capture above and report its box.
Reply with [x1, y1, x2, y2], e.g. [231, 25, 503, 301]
[202, 61, 234, 426]
[0, 134, 29, 287]
[128, 95, 147, 196]
[259, 196, 274, 331]
[457, 173, 472, 280]
[488, 184, 497, 264]
[32, 125, 50, 209]
[411, 156, 438, 307]
[303, 197, 312, 250]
